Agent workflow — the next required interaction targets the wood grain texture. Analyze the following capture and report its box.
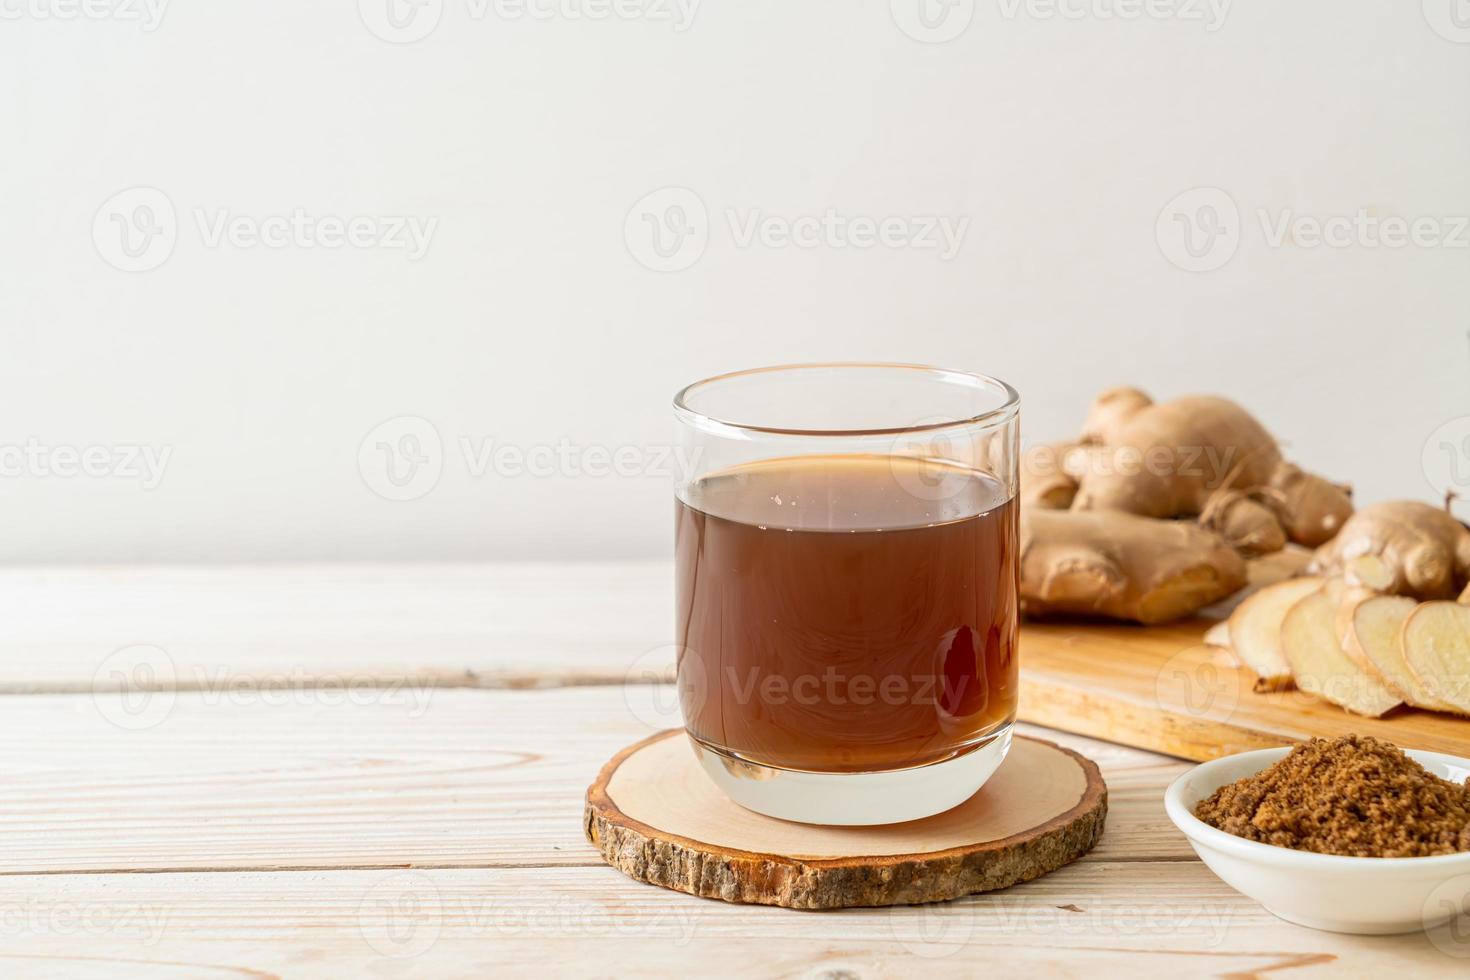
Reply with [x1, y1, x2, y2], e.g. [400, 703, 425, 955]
[0, 562, 671, 691]
[1020, 618, 1470, 761]
[0, 866, 1459, 979]
[0, 687, 1175, 875]
[17, 562, 1464, 768]
[4, 562, 1467, 976]
[585, 731, 1106, 908]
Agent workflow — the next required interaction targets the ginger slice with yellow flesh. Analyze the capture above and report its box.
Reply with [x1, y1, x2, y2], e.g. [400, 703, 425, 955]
[1330, 553, 1401, 683]
[1202, 619, 1231, 651]
[1226, 577, 1323, 690]
[1343, 594, 1459, 713]
[1281, 584, 1401, 717]
[1401, 601, 1470, 714]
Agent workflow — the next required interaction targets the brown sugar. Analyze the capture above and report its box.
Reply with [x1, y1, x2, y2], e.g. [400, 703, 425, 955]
[1193, 735, 1470, 857]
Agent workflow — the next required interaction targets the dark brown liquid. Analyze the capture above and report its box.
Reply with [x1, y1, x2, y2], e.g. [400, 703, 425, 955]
[675, 454, 1018, 773]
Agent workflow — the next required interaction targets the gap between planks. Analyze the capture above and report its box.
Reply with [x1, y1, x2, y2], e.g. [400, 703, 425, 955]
[0, 855, 1206, 878]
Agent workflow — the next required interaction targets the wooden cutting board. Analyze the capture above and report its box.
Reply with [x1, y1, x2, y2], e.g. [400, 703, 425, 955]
[1019, 618, 1470, 762]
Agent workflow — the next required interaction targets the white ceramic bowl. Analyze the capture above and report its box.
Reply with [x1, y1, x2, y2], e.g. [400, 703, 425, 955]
[1165, 746, 1470, 934]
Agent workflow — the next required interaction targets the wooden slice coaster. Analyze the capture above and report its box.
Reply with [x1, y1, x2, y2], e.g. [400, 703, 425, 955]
[583, 730, 1107, 910]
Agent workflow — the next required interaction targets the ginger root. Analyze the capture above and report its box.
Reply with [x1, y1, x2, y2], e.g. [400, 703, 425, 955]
[1069, 389, 1353, 551]
[1020, 508, 1246, 624]
[1200, 488, 1287, 557]
[1020, 442, 1083, 509]
[1309, 500, 1470, 600]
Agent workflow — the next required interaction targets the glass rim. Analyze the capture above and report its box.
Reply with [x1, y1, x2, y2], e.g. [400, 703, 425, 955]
[672, 361, 1021, 437]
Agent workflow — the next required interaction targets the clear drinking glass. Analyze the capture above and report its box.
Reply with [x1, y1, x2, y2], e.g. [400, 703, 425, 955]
[672, 363, 1020, 825]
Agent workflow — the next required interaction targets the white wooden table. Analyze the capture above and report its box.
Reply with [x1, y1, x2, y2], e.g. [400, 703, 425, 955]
[2, 563, 1464, 977]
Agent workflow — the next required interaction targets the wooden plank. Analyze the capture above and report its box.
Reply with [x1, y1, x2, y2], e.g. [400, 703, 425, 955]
[0, 562, 671, 692]
[0, 866, 1453, 978]
[17, 562, 1466, 768]
[1020, 619, 1470, 761]
[0, 687, 1188, 875]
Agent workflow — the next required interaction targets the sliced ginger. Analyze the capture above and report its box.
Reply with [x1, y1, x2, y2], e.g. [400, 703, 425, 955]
[1202, 619, 1231, 650]
[1401, 602, 1470, 714]
[1280, 585, 1401, 717]
[1341, 594, 1457, 712]
[1226, 577, 1324, 690]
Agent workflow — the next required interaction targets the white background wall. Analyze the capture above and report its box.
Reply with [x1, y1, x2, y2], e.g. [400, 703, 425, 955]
[2, 1, 1468, 562]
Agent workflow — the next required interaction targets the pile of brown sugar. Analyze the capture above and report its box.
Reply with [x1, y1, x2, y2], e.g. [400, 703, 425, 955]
[1193, 735, 1470, 857]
